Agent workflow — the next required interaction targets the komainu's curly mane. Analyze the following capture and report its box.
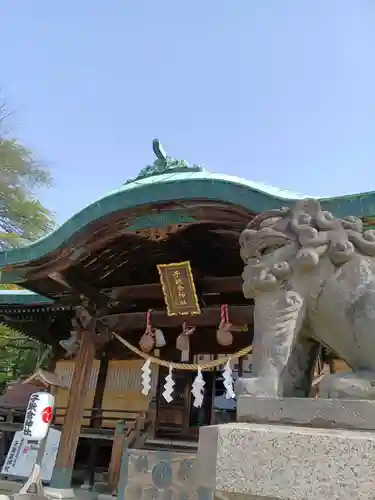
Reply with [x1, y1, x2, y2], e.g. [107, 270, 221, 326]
[241, 199, 375, 267]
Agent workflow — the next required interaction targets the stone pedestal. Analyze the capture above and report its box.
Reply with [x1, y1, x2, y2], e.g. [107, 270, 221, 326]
[237, 395, 375, 431]
[195, 397, 375, 500]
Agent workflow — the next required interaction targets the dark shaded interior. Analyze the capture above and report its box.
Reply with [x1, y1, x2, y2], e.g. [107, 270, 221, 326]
[6, 200, 252, 300]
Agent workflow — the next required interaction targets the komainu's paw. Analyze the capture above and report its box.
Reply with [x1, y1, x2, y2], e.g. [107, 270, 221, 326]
[235, 376, 278, 398]
[319, 371, 375, 399]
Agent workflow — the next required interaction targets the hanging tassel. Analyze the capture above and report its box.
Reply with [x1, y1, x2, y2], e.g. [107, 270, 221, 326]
[191, 368, 205, 407]
[222, 360, 235, 399]
[154, 328, 166, 348]
[216, 304, 233, 346]
[176, 323, 195, 361]
[139, 310, 156, 353]
[141, 359, 152, 396]
[162, 365, 175, 403]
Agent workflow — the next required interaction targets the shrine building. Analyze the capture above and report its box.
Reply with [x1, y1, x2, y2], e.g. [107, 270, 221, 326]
[0, 140, 371, 493]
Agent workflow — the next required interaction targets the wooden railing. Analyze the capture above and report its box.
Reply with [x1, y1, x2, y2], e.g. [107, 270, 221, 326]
[0, 404, 153, 493]
[108, 412, 153, 494]
[0, 406, 26, 432]
[0, 406, 152, 435]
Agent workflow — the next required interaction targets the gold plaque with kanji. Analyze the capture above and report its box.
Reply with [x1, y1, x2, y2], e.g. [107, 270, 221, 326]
[157, 261, 201, 316]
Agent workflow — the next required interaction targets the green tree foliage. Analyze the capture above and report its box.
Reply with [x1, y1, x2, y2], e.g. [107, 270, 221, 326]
[0, 139, 54, 250]
[0, 99, 55, 394]
[0, 324, 52, 394]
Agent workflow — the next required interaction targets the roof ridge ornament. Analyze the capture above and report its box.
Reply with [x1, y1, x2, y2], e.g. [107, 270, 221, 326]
[125, 139, 204, 184]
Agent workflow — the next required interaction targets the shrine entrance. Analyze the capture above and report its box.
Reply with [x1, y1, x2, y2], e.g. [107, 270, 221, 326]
[0, 140, 259, 491]
[155, 369, 214, 440]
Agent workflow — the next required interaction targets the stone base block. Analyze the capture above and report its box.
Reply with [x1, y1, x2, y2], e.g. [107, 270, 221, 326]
[237, 396, 375, 431]
[196, 423, 375, 500]
[0, 480, 21, 495]
[44, 488, 98, 500]
[43, 488, 75, 499]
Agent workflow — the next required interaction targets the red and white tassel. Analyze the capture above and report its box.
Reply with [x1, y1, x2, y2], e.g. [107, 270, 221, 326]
[216, 304, 233, 346]
[139, 310, 156, 353]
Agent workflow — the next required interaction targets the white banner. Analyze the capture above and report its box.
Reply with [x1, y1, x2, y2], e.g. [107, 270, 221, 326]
[1, 427, 61, 481]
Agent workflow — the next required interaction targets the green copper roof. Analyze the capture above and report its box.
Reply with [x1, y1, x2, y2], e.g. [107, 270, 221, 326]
[0, 289, 53, 305]
[1, 139, 375, 281]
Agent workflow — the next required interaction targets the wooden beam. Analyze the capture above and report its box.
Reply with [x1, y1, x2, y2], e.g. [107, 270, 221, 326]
[100, 304, 253, 330]
[10, 276, 243, 310]
[48, 272, 72, 289]
[106, 276, 243, 301]
[86, 348, 110, 488]
[51, 328, 96, 489]
[0, 422, 23, 432]
[63, 270, 109, 309]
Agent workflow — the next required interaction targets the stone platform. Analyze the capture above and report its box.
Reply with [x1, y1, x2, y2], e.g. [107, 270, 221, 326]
[195, 397, 375, 500]
[237, 395, 375, 431]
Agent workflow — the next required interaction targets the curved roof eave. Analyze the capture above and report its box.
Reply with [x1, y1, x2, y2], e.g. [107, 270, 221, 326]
[1, 170, 375, 270]
[0, 289, 53, 305]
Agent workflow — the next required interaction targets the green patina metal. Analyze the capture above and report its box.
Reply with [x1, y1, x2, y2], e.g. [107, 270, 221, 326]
[1, 139, 375, 305]
[0, 289, 53, 305]
[125, 139, 204, 184]
[127, 211, 197, 231]
[0, 269, 28, 284]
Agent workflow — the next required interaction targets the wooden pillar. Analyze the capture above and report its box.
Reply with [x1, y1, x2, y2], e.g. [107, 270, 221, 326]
[238, 356, 244, 377]
[108, 421, 127, 494]
[86, 348, 110, 488]
[210, 355, 218, 425]
[51, 329, 96, 490]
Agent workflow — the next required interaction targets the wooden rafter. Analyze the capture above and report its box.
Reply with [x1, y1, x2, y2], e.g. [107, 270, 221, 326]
[106, 276, 243, 301]
[100, 304, 253, 330]
[36, 275, 244, 304]
[5, 201, 247, 280]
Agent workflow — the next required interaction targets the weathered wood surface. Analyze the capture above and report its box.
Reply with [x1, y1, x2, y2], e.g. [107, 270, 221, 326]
[107, 276, 242, 300]
[107, 413, 152, 494]
[53, 329, 96, 474]
[54, 359, 158, 428]
[101, 305, 254, 330]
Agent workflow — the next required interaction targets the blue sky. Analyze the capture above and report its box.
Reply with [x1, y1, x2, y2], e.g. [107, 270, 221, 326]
[1, 0, 374, 225]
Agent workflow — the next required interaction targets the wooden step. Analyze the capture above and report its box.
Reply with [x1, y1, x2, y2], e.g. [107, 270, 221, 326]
[144, 437, 198, 452]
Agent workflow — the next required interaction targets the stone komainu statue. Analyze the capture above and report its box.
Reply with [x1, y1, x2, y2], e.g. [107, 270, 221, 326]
[236, 199, 375, 399]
